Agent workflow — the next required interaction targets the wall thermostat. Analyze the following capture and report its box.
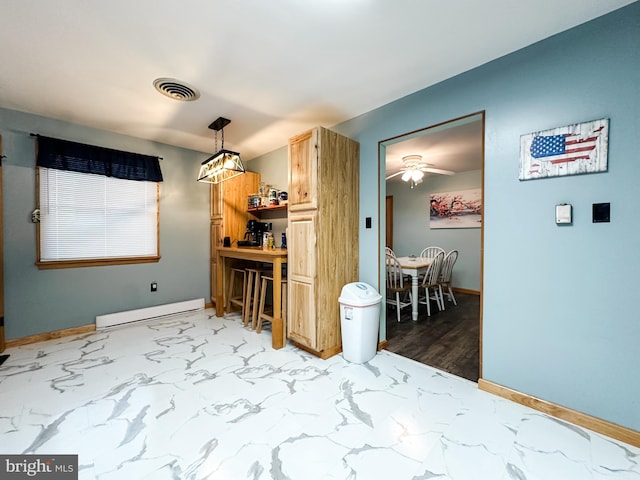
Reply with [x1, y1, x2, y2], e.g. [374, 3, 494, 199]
[555, 203, 572, 225]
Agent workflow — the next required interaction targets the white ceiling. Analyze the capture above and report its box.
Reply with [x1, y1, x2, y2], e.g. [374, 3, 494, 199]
[384, 113, 484, 182]
[0, 0, 634, 164]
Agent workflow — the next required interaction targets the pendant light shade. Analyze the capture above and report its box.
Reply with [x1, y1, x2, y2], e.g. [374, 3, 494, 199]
[197, 117, 245, 184]
[197, 149, 244, 183]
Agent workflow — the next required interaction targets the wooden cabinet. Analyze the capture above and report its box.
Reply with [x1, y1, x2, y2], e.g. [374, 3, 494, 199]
[287, 127, 359, 359]
[210, 172, 260, 305]
[289, 129, 318, 212]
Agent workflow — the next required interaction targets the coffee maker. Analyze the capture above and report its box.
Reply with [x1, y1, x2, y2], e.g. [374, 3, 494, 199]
[239, 220, 270, 246]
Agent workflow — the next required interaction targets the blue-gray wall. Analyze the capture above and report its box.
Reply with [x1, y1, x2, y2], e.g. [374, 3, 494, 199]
[2, 2, 638, 433]
[247, 4, 639, 431]
[335, 4, 639, 431]
[387, 169, 482, 292]
[1, 109, 211, 339]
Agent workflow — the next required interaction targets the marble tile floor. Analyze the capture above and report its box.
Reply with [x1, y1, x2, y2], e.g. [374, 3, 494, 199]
[0, 309, 638, 480]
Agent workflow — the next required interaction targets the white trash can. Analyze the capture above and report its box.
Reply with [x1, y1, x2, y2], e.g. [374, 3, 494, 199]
[338, 282, 382, 364]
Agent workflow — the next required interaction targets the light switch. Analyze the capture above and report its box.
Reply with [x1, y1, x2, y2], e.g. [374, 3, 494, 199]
[555, 204, 572, 225]
[593, 202, 610, 223]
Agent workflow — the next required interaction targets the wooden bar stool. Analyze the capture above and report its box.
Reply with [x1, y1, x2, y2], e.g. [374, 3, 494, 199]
[226, 266, 248, 317]
[256, 275, 287, 334]
[244, 266, 273, 328]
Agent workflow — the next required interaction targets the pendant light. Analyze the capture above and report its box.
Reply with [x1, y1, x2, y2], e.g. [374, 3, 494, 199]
[197, 117, 245, 183]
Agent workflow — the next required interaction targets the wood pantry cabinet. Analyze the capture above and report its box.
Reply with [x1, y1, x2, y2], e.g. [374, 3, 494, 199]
[287, 127, 359, 359]
[210, 171, 260, 305]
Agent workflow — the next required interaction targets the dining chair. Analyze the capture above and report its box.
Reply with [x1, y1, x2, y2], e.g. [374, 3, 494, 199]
[385, 253, 412, 322]
[438, 250, 459, 308]
[385, 246, 396, 258]
[419, 246, 445, 259]
[416, 246, 444, 283]
[418, 251, 445, 317]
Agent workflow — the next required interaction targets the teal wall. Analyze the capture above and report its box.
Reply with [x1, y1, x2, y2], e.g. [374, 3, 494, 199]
[333, 4, 640, 431]
[1, 109, 211, 339]
[387, 169, 482, 292]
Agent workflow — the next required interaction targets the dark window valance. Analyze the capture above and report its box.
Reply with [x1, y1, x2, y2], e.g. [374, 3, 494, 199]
[36, 136, 163, 182]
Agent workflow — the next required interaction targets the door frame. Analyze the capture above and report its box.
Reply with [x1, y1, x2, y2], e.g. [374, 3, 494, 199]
[385, 195, 393, 250]
[378, 111, 485, 378]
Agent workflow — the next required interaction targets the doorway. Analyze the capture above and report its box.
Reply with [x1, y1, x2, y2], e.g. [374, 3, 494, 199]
[379, 112, 484, 381]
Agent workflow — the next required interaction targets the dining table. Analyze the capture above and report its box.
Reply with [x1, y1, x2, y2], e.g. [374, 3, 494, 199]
[215, 246, 288, 349]
[395, 256, 432, 321]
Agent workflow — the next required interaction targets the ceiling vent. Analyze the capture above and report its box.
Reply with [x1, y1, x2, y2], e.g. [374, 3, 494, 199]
[153, 78, 200, 101]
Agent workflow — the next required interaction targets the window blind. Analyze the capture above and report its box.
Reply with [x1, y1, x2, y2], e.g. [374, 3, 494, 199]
[39, 168, 158, 261]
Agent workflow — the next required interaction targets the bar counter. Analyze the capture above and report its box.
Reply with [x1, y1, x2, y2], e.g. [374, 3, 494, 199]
[215, 246, 288, 349]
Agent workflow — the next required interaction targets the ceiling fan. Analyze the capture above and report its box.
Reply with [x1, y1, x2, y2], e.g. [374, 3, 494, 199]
[385, 155, 455, 187]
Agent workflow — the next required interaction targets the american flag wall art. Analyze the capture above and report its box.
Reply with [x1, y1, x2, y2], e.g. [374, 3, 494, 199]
[519, 118, 609, 180]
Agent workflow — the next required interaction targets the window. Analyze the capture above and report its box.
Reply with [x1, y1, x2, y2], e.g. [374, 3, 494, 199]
[35, 136, 162, 269]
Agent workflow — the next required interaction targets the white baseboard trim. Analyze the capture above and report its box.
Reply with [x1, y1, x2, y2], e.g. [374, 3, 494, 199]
[96, 298, 205, 329]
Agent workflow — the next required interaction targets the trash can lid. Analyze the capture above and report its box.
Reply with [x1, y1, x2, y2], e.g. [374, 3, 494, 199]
[338, 282, 382, 307]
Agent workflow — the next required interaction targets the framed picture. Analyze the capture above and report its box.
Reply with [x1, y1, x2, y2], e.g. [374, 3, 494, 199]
[519, 118, 609, 180]
[430, 188, 482, 229]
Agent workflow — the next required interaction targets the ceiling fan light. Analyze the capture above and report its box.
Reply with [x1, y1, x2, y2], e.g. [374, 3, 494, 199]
[401, 170, 412, 182]
[402, 154, 422, 164]
[411, 170, 424, 181]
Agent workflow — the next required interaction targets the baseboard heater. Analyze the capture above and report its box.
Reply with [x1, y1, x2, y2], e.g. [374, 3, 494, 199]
[96, 298, 205, 329]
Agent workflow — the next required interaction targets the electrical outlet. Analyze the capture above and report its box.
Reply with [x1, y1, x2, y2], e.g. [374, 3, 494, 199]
[150, 282, 157, 292]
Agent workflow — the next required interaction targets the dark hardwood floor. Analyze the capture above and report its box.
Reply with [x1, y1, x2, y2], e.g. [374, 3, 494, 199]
[385, 292, 480, 382]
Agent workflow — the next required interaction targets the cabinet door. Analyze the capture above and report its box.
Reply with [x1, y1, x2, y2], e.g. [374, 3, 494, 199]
[209, 172, 260, 308]
[287, 212, 317, 348]
[288, 213, 316, 281]
[211, 183, 223, 220]
[288, 128, 317, 212]
[223, 172, 260, 243]
[287, 279, 316, 349]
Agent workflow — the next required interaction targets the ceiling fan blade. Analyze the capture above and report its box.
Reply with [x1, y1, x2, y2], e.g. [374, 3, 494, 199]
[421, 167, 456, 176]
[385, 171, 405, 180]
